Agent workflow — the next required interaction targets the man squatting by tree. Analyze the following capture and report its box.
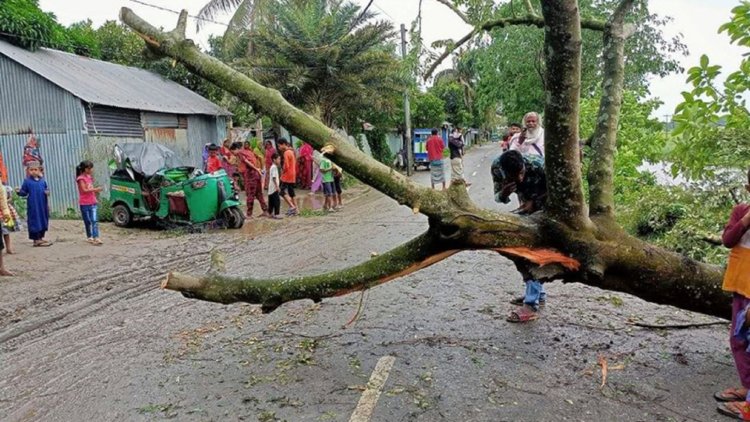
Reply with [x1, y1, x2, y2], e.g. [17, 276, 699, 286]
[492, 150, 548, 322]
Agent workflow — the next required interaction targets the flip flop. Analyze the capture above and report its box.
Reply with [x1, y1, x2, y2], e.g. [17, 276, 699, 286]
[33, 241, 52, 247]
[717, 401, 750, 421]
[506, 306, 539, 323]
[716, 388, 749, 402]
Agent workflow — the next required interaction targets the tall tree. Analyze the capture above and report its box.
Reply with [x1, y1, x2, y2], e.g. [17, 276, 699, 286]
[120, 0, 728, 319]
[425, 0, 686, 121]
[671, 1, 750, 181]
[244, 0, 402, 128]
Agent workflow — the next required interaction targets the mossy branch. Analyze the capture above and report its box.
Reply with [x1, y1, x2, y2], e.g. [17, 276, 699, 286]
[587, 0, 636, 217]
[162, 231, 457, 312]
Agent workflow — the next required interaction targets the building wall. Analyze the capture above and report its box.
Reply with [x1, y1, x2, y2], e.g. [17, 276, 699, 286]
[0, 56, 228, 213]
[0, 55, 87, 213]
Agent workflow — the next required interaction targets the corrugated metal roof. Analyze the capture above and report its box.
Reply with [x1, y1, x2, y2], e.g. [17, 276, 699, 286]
[0, 40, 230, 116]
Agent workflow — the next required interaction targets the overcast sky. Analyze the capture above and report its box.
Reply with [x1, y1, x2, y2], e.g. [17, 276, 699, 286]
[39, 0, 746, 119]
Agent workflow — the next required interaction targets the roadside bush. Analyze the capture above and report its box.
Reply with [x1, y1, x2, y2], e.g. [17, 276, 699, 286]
[98, 196, 113, 222]
[617, 181, 734, 266]
[634, 202, 687, 236]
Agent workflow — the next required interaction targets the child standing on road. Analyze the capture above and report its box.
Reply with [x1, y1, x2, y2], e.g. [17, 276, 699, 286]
[2, 186, 20, 254]
[319, 152, 335, 212]
[76, 160, 103, 245]
[0, 184, 14, 275]
[716, 168, 750, 420]
[267, 153, 282, 219]
[17, 162, 50, 247]
[332, 164, 344, 210]
[277, 138, 299, 216]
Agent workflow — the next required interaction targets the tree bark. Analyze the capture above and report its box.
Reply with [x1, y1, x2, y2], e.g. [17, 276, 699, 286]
[539, 0, 589, 228]
[587, 0, 635, 216]
[120, 6, 731, 320]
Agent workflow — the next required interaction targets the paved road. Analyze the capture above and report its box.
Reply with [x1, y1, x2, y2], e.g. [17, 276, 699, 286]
[0, 143, 733, 422]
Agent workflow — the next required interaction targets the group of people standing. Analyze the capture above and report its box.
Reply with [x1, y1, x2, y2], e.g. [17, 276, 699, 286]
[425, 127, 470, 189]
[0, 134, 55, 277]
[205, 137, 344, 218]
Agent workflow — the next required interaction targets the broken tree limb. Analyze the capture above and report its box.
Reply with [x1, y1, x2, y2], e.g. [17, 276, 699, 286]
[629, 321, 728, 330]
[123, 5, 733, 320]
[163, 231, 458, 313]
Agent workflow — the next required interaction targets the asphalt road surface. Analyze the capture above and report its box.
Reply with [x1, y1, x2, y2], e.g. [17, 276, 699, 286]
[0, 143, 735, 422]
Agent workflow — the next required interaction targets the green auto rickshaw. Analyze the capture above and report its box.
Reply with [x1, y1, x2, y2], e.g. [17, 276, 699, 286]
[109, 143, 244, 229]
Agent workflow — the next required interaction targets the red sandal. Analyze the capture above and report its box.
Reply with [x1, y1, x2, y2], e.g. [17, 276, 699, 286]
[716, 387, 749, 402]
[717, 401, 750, 421]
[506, 305, 539, 323]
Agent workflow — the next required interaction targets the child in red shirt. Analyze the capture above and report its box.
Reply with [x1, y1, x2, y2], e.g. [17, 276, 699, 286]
[206, 144, 222, 173]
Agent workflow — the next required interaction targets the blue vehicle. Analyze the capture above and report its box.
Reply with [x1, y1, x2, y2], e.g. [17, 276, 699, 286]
[412, 128, 431, 169]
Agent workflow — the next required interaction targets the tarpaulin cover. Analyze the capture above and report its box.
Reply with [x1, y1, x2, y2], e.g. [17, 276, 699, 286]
[115, 143, 183, 176]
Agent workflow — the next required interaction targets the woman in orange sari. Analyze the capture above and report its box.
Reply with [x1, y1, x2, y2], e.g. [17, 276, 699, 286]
[717, 169, 750, 421]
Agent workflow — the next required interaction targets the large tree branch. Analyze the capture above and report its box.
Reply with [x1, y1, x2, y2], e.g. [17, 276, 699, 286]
[122, 6, 731, 321]
[163, 231, 457, 312]
[587, 0, 636, 216]
[539, 0, 590, 229]
[120, 7, 457, 221]
[591, 221, 728, 318]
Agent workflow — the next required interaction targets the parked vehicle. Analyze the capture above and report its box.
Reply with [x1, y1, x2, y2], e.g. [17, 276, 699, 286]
[412, 129, 431, 170]
[109, 143, 244, 229]
[412, 127, 450, 170]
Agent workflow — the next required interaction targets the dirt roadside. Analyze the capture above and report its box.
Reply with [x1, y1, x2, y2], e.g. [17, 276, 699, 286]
[0, 145, 738, 422]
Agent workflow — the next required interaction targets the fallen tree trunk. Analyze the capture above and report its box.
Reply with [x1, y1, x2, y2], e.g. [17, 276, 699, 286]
[120, 3, 730, 320]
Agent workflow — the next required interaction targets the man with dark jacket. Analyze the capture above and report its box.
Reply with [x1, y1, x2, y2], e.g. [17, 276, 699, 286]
[449, 127, 468, 185]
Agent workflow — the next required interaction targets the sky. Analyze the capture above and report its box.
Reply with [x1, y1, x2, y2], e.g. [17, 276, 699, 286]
[38, 0, 746, 119]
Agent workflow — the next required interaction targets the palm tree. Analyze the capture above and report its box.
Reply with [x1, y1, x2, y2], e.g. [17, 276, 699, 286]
[196, 0, 271, 52]
[244, 0, 403, 128]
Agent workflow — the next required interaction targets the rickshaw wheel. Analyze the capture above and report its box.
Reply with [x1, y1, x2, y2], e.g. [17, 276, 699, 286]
[112, 204, 133, 227]
[223, 207, 244, 229]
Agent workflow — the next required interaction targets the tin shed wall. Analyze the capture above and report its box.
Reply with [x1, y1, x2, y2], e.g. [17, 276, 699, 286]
[0, 55, 89, 213]
[1, 133, 88, 215]
[187, 115, 225, 168]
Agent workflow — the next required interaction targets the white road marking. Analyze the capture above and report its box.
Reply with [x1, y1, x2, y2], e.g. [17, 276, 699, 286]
[349, 356, 396, 422]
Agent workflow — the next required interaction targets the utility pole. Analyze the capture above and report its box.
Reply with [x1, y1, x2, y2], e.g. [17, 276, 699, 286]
[400, 24, 413, 176]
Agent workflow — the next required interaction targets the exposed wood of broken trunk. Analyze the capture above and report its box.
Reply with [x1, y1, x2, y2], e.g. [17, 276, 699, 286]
[120, 1, 730, 319]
